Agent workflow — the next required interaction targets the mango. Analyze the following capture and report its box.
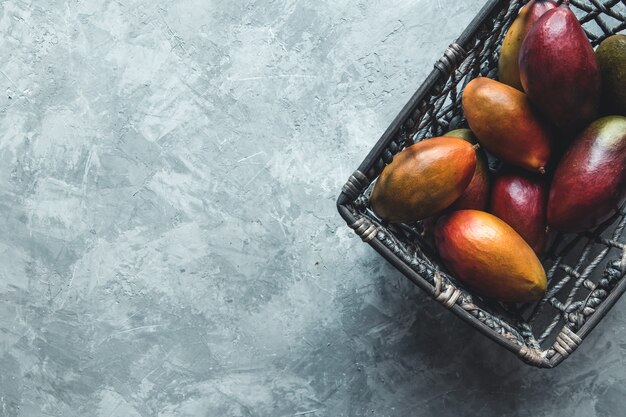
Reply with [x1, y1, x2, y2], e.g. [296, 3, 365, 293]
[596, 34, 626, 117]
[444, 129, 490, 211]
[520, 2, 601, 135]
[462, 77, 552, 173]
[435, 210, 547, 303]
[498, 0, 557, 91]
[548, 116, 626, 232]
[370, 137, 476, 223]
[490, 167, 548, 254]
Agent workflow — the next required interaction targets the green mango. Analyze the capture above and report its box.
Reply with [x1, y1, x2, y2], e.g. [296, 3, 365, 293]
[596, 34, 626, 117]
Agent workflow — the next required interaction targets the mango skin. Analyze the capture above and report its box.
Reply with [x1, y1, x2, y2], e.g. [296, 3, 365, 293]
[520, 4, 601, 135]
[444, 129, 490, 211]
[596, 34, 626, 117]
[498, 0, 557, 91]
[490, 167, 548, 255]
[435, 210, 547, 303]
[548, 116, 626, 232]
[370, 137, 476, 223]
[462, 77, 552, 173]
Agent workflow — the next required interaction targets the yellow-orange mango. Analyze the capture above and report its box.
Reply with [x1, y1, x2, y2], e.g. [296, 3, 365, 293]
[435, 210, 547, 302]
[462, 77, 553, 173]
[371, 137, 476, 223]
[498, 0, 557, 90]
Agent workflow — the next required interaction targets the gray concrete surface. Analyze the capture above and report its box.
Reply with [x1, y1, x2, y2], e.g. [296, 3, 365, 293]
[1, 1, 626, 416]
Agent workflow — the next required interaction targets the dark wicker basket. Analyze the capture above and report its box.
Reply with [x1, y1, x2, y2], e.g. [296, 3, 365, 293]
[337, 0, 626, 368]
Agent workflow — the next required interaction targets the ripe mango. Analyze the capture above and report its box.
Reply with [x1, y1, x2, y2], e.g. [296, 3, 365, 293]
[596, 34, 626, 117]
[548, 116, 626, 232]
[520, 2, 601, 135]
[490, 167, 548, 254]
[444, 129, 490, 211]
[462, 77, 553, 173]
[371, 138, 476, 223]
[435, 210, 547, 303]
[498, 0, 557, 91]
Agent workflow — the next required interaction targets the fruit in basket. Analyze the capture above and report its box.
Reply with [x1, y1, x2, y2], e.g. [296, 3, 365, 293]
[498, 0, 558, 91]
[519, 1, 601, 136]
[434, 210, 547, 302]
[490, 167, 548, 254]
[596, 34, 626, 117]
[444, 129, 490, 211]
[418, 130, 489, 235]
[370, 137, 477, 223]
[462, 77, 552, 173]
[548, 116, 626, 232]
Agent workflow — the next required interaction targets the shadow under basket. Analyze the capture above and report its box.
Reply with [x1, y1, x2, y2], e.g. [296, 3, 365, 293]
[337, 0, 626, 368]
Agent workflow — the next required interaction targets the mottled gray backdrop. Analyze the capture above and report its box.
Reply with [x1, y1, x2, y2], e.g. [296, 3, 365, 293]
[0, 1, 625, 416]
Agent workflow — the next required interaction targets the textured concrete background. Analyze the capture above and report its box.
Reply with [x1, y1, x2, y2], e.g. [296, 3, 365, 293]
[1, 1, 626, 416]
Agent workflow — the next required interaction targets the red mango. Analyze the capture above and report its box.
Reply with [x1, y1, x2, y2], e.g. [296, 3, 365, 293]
[490, 167, 548, 254]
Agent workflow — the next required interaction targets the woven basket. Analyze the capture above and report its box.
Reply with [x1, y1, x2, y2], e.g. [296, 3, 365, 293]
[337, 0, 626, 368]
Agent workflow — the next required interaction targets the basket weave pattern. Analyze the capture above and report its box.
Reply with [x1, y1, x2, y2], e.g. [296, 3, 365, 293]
[337, 0, 626, 368]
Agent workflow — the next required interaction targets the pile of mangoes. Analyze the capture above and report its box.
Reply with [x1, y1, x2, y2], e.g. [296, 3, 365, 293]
[370, 0, 626, 303]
